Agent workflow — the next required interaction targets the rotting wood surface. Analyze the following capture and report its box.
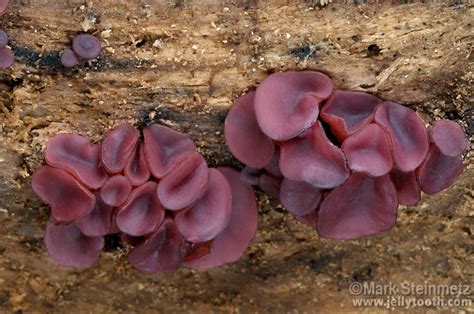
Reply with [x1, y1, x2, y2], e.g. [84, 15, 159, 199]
[0, 1, 472, 312]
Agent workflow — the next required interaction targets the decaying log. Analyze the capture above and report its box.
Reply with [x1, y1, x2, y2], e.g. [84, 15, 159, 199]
[0, 1, 472, 312]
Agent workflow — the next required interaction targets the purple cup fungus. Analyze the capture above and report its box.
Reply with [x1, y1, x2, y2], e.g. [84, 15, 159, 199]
[75, 194, 114, 237]
[374, 101, 429, 172]
[279, 121, 349, 189]
[116, 181, 164, 236]
[32, 165, 96, 222]
[100, 175, 132, 207]
[157, 152, 209, 211]
[44, 221, 104, 268]
[224, 70, 467, 240]
[174, 168, 232, 242]
[60, 33, 101, 68]
[320, 90, 381, 141]
[0, 29, 13, 68]
[143, 124, 196, 178]
[254, 71, 333, 141]
[225, 91, 275, 168]
[341, 123, 393, 177]
[0, 29, 8, 49]
[184, 168, 258, 269]
[73, 34, 101, 60]
[430, 119, 468, 157]
[258, 173, 282, 198]
[60, 49, 79, 68]
[0, 0, 9, 16]
[0, 48, 16, 68]
[44, 133, 108, 189]
[32, 123, 259, 271]
[317, 173, 398, 240]
[279, 179, 321, 217]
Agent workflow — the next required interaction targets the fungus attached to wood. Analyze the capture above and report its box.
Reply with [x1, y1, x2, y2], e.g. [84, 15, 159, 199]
[157, 152, 209, 211]
[72, 33, 101, 60]
[45, 221, 105, 268]
[279, 121, 349, 189]
[430, 119, 468, 157]
[342, 123, 393, 177]
[60, 33, 101, 68]
[184, 168, 258, 269]
[0, 0, 9, 15]
[320, 90, 381, 141]
[33, 123, 259, 272]
[143, 124, 196, 179]
[44, 134, 107, 189]
[60, 49, 79, 68]
[32, 165, 96, 222]
[224, 91, 275, 168]
[374, 101, 429, 172]
[175, 169, 232, 242]
[0, 43, 13, 68]
[224, 70, 467, 240]
[317, 173, 398, 240]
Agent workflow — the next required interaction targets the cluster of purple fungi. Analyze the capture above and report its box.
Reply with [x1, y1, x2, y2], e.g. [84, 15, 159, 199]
[32, 70, 467, 272]
[0, 0, 100, 69]
[60, 34, 101, 68]
[225, 71, 468, 240]
[32, 124, 258, 272]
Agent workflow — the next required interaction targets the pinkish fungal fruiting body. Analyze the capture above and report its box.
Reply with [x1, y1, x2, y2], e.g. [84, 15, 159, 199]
[224, 70, 467, 240]
[0, 0, 9, 16]
[279, 120, 349, 189]
[320, 90, 381, 141]
[184, 168, 258, 269]
[73, 34, 101, 60]
[0, 28, 13, 68]
[254, 71, 333, 141]
[60, 49, 79, 68]
[61, 33, 101, 68]
[32, 123, 259, 272]
[225, 91, 275, 168]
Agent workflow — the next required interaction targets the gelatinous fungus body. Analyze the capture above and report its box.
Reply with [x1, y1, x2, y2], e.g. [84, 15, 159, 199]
[61, 34, 101, 67]
[224, 71, 467, 240]
[0, 46, 14, 68]
[320, 90, 381, 141]
[224, 91, 275, 168]
[0, 0, 9, 15]
[254, 71, 333, 141]
[73, 34, 101, 59]
[317, 173, 398, 240]
[33, 123, 258, 272]
[60, 49, 79, 68]
[280, 121, 349, 189]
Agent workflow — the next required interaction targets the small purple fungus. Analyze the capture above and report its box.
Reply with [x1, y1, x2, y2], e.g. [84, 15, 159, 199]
[0, 0, 10, 16]
[60, 49, 79, 68]
[61, 33, 101, 68]
[0, 29, 13, 68]
[73, 33, 101, 60]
